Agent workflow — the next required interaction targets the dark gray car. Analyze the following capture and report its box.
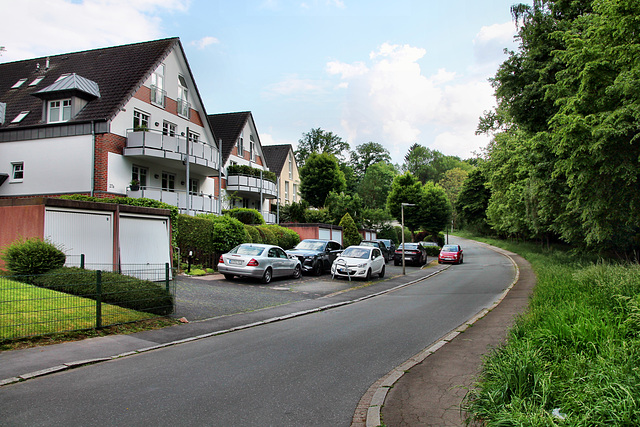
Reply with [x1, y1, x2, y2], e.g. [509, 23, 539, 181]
[286, 239, 343, 275]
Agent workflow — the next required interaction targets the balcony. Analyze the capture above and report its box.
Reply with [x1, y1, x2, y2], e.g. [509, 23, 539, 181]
[124, 129, 218, 175]
[177, 98, 191, 119]
[226, 174, 277, 199]
[127, 186, 220, 215]
[150, 85, 166, 108]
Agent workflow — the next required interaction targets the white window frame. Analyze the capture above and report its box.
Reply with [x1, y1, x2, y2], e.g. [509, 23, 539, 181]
[133, 110, 150, 130]
[188, 130, 200, 144]
[11, 162, 24, 181]
[250, 135, 256, 161]
[293, 183, 298, 202]
[189, 178, 199, 194]
[11, 111, 29, 123]
[237, 131, 244, 157]
[285, 181, 289, 202]
[162, 172, 175, 192]
[132, 165, 148, 188]
[29, 76, 45, 86]
[11, 78, 27, 89]
[151, 64, 165, 108]
[177, 74, 189, 118]
[288, 152, 293, 179]
[48, 99, 71, 123]
[162, 121, 176, 137]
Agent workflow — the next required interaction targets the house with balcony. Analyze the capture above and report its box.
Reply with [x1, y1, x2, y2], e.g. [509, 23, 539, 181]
[262, 144, 301, 218]
[0, 38, 221, 215]
[207, 111, 277, 223]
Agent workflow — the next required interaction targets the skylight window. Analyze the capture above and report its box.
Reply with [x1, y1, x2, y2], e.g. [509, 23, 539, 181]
[11, 78, 27, 89]
[11, 111, 29, 123]
[29, 76, 45, 86]
[54, 73, 71, 82]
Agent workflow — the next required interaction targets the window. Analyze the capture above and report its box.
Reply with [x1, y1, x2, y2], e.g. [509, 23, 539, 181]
[293, 183, 298, 202]
[189, 178, 199, 194]
[11, 111, 29, 123]
[237, 132, 244, 156]
[133, 110, 150, 130]
[151, 64, 165, 107]
[177, 75, 190, 118]
[288, 152, 293, 179]
[132, 165, 148, 187]
[250, 135, 256, 161]
[11, 78, 27, 89]
[55, 73, 71, 82]
[284, 181, 289, 202]
[12, 162, 24, 181]
[48, 99, 71, 123]
[29, 76, 45, 86]
[162, 121, 176, 137]
[188, 131, 199, 144]
[161, 172, 175, 192]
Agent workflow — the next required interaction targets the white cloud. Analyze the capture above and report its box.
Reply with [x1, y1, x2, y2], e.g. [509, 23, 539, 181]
[327, 42, 499, 162]
[473, 21, 518, 71]
[263, 75, 328, 98]
[0, 0, 190, 62]
[190, 36, 220, 50]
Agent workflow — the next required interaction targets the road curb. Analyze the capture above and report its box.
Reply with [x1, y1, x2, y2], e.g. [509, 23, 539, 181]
[1, 264, 450, 387]
[356, 241, 521, 427]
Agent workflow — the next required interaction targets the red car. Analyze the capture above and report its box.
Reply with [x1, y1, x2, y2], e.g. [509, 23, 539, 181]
[438, 244, 464, 264]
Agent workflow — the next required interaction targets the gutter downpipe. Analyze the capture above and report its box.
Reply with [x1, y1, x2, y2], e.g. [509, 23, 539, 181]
[185, 126, 190, 216]
[91, 120, 95, 197]
[218, 138, 222, 215]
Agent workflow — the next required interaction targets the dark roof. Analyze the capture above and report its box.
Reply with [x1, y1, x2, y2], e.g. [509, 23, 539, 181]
[262, 144, 292, 176]
[0, 38, 178, 130]
[207, 111, 252, 165]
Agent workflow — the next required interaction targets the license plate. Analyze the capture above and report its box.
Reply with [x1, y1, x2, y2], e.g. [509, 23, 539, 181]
[339, 268, 349, 274]
[229, 259, 243, 265]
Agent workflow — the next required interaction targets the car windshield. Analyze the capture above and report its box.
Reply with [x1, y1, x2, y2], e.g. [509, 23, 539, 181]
[294, 241, 326, 251]
[230, 245, 266, 256]
[442, 245, 458, 252]
[399, 243, 419, 250]
[341, 247, 370, 259]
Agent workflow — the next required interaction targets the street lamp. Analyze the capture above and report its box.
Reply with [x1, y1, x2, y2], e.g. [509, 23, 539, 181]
[401, 203, 415, 275]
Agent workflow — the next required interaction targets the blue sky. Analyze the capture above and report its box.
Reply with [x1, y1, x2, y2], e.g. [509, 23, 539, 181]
[0, 0, 522, 165]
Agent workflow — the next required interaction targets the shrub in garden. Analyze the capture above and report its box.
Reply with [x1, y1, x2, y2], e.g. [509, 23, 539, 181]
[256, 225, 278, 246]
[1, 238, 66, 278]
[263, 224, 300, 249]
[340, 213, 361, 247]
[222, 208, 265, 225]
[244, 224, 262, 243]
[31, 267, 174, 315]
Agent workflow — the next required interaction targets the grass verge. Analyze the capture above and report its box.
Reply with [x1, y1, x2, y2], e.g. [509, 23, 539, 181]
[457, 231, 640, 425]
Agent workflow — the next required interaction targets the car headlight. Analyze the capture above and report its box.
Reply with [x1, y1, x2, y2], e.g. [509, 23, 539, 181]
[357, 263, 367, 268]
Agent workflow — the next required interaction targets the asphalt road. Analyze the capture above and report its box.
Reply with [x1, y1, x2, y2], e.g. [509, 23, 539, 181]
[0, 238, 515, 426]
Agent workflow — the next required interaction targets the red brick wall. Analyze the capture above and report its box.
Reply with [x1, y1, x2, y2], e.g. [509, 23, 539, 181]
[94, 133, 126, 194]
[0, 205, 45, 269]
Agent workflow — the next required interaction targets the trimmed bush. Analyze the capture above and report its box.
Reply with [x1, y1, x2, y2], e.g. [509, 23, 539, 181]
[340, 213, 361, 247]
[257, 225, 278, 246]
[423, 245, 441, 257]
[31, 267, 174, 315]
[1, 238, 66, 278]
[223, 208, 265, 225]
[263, 224, 300, 249]
[244, 224, 262, 243]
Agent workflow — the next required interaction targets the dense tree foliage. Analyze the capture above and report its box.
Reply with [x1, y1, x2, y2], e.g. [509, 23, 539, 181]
[349, 142, 392, 182]
[299, 152, 346, 208]
[295, 128, 350, 168]
[403, 143, 472, 184]
[357, 161, 398, 210]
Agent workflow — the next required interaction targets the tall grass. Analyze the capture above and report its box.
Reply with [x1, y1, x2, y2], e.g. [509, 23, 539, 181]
[459, 232, 640, 426]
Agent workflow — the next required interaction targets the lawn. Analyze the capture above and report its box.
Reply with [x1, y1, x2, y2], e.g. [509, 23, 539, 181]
[1, 277, 155, 341]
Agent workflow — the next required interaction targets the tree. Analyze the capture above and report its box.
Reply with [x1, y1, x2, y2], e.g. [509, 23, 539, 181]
[438, 168, 469, 228]
[295, 128, 350, 168]
[324, 191, 364, 227]
[349, 142, 391, 182]
[456, 168, 492, 232]
[357, 161, 398, 210]
[299, 152, 346, 208]
[339, 213, 361, 247]
[361, 208, 393, 233]
[421, 181, 452, 235]
[386, 172, 426, 241]
[403, 143, 471, 184]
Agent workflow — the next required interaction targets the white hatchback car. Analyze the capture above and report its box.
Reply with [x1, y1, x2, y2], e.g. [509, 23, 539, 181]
[331, 245, 385, 280]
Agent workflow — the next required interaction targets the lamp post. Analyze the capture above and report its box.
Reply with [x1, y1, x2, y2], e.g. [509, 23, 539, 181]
[401, 203, 415, 275]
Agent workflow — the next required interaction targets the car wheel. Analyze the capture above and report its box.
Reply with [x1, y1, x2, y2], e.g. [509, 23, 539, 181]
[313, 260, 323, 276]
[261, 268, 273, 284]
[223, 274, 234, 280]
[460, 256, 464, 264]
[379, 265, 385, 278]
[365, 268, 371, 281]
[292, 265, 302, 279]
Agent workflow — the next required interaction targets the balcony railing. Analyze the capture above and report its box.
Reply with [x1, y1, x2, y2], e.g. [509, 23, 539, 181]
[127, 186, 220, 215]
[150, 85, 166, 107]
[125, 129, 218, 174]
[226, 174, 277, 199]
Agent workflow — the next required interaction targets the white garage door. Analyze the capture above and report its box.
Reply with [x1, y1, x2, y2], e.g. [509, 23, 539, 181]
[119, 215, 171, 280]
[44, 209, 114, 269]
[318, 227, 331, 240]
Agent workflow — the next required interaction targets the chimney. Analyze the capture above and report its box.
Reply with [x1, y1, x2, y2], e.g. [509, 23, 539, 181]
[45, 57, 50, 70]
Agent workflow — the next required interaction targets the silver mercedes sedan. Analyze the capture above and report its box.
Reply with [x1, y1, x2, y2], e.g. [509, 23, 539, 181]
[218, 243, 302, 284]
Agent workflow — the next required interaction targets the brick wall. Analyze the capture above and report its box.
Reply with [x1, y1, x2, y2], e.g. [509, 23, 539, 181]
[94, 133, 126, 194]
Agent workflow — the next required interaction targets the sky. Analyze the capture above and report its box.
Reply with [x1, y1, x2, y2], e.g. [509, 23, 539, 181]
[0, 0, 523, 165]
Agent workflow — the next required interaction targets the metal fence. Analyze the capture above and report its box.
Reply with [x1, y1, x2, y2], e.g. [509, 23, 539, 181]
[0, 263, 175, 341]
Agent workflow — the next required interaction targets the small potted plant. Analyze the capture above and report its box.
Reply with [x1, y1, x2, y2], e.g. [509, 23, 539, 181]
[130, 179, 140, 191]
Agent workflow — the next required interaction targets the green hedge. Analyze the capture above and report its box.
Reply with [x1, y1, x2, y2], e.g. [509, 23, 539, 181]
[180, 214, 246, 255]
[257, 225, 278, 246]
[263, 224, 300, 249]
[31, 267, 174, 315]
[244, 224, 262, 243]
[222, 208, 265, 225]
[423, 245, 441, 257]
[226, 164, 277, 183]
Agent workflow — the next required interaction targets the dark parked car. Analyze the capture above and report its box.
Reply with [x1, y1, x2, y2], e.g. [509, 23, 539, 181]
[359, 240, 391, 262]
[375, 239, 396, 255]
[286, 239, 343, 275]
[438, 244, 464, 264]
[393, 242, 427, 266]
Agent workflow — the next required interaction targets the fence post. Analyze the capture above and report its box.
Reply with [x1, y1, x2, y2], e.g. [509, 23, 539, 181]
[80, 254, 85, 269]
[96, 270, 102, 329]
[165, 263, 170, 293]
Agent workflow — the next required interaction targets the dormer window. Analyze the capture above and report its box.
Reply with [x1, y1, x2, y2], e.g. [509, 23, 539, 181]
[11, 78, 27, 89]
[48, 99, 71, 123]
